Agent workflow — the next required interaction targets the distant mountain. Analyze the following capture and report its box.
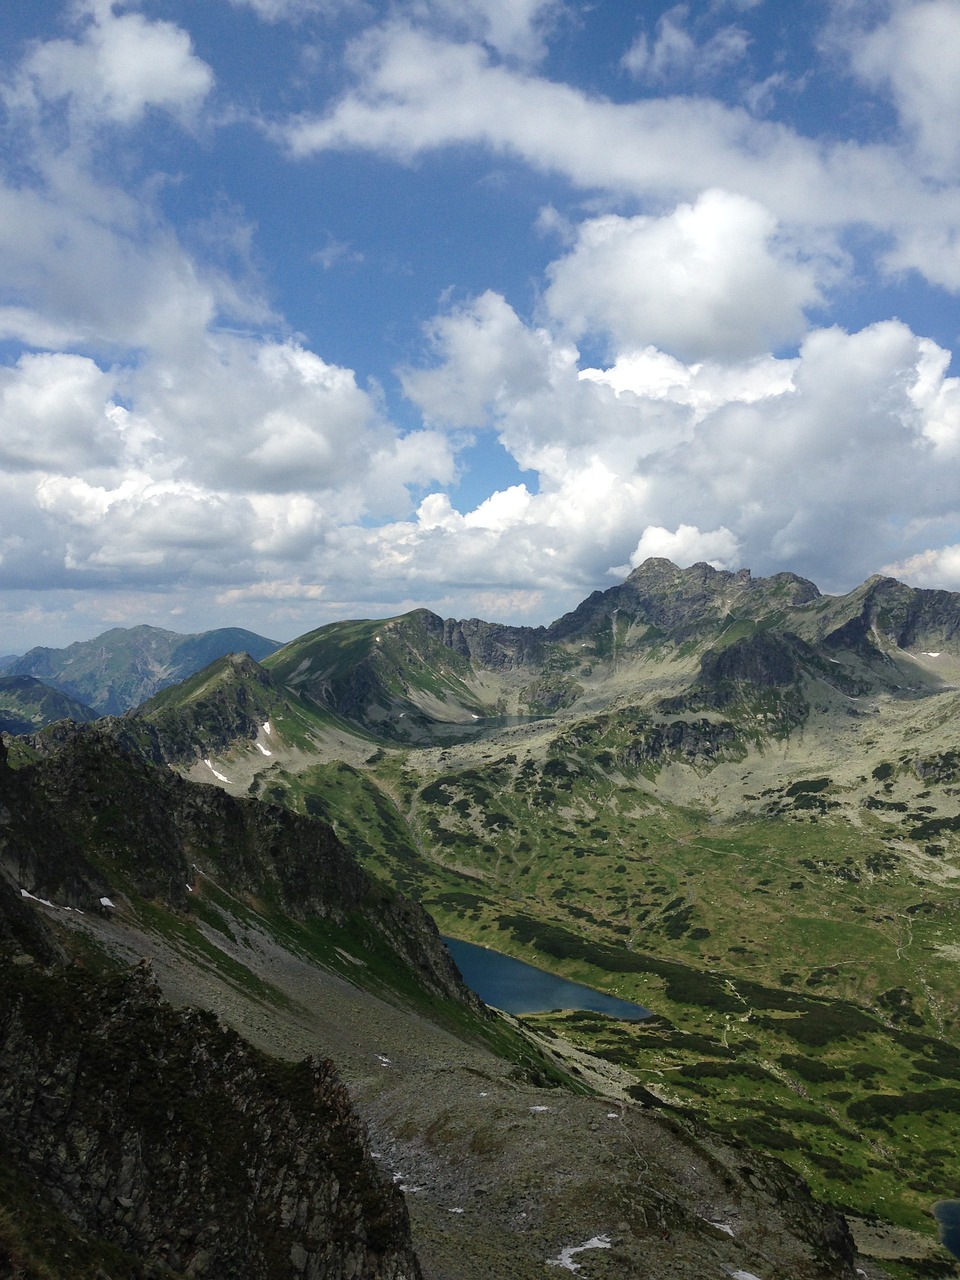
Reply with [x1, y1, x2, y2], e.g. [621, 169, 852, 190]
[6, 624, 281, 715]
[0, 654, 19, 672]
[0, 675, 98, 735]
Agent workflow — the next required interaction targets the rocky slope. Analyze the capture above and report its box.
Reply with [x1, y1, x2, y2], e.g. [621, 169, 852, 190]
[0, 953, 421, 1280]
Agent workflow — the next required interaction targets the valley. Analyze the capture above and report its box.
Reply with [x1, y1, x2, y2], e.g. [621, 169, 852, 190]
[6, 558, 960, 1276]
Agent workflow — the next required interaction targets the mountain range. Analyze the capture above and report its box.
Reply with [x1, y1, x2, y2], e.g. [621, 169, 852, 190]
[1, 623, 281, 715]
[5, 558, 960, 1277]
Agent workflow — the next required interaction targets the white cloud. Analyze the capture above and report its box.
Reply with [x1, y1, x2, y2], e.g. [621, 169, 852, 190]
[8, 2, 213, 129]
[627, 523, 741, 571]
[622, 6, 750, 83]
[0, 353, 122, 473]
[412, 0, 565, 63]
[842, 0, 960, 178]
[544, 191, 822, 361]
[398, 289, 960, 595]
[227, 0, 353, 21]
[281, 21, 960, 293]
[882, 544, 960, 590]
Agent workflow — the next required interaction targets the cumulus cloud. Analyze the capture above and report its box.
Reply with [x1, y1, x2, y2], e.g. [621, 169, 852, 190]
[0, 354, 122, 473]
[398, 289, 960, 596]
[627, 524, 741, 570]
[7, 1, 213, 129]
[544, 191, 822, 361]
[882, 544, 960, 590]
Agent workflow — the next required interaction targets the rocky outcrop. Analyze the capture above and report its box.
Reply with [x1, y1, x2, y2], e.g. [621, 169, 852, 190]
[621, 716, 747, 769]
[0, 955, 421, 1280]
[547, 559, 821, 644]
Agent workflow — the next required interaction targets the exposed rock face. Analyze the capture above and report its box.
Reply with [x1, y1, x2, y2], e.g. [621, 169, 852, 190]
[0, 955, 421, 1280]
[547, 560, 821, 643]
[699, 630, 805, 689]
[621, 716, 746, 768]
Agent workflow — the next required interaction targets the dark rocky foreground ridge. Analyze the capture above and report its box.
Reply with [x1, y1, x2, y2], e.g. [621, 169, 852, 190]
[0, 955, 420, 1280]
[0, 732, 452, 1279]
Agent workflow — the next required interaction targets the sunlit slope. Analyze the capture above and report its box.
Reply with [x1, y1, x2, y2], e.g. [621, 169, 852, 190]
[264, 610, 498, 738]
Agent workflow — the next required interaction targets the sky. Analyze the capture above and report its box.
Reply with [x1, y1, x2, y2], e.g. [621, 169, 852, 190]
[2, 0, 960, 651]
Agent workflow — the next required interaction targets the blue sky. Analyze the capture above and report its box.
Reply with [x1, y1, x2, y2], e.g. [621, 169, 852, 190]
[2, 0, 960, 649]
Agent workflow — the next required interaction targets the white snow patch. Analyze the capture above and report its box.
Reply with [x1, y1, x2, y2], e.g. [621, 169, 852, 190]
[530, 1105, 550, 1113]
[99, 897, 116, 909]
[728, 1271, 763, 1280]
[479, 1091, 489, 1097]
[704, 1218, 735, 1236]
[20, 889, 55, 909]
[186, 885, 193, 892]
[606, 1112, 619, 1119]
[922, 651, 941, 658]
[471, 714, 480, 720]
[203, 759, 230, 783]
[376, 1055, 392, 1067]
[255, 742, 272, 756]
[262, 721, 271, 734]
[399, 1184, 423, 1193]
[447, 1207, 465, 1214]
[547, 1235, 612, 1272]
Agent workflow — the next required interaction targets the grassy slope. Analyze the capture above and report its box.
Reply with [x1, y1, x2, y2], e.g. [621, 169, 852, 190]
[232, 696, 960, 1258]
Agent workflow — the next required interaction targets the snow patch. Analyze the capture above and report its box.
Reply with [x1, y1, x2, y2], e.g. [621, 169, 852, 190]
[704, 1218, 735, 1236]
[547, 1235, 612, 1272]
[727, 1271, 763, 1280]
[203, 759, 230, 783]
[447, 1207, 465, 1214]
[922, 651, 942, 658]
[530, 1105, 550, 1113]
[376, 1054, 392, 1067]
[99, 897, 116, 909]
[255, 742, 272, 756]
[20, 889, 55, 909]
[262, 721, 271, 734]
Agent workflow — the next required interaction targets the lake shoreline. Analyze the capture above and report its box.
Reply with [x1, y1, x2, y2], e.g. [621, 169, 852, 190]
[442, 935, 651, 1021]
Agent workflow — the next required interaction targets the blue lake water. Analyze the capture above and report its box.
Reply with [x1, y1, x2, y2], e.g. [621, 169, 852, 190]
[933, 1200, 960, 1260]
[443, 936, 651, 1020]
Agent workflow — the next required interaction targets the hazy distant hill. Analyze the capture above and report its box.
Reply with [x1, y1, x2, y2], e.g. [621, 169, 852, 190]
[6, 624, 281, 715]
